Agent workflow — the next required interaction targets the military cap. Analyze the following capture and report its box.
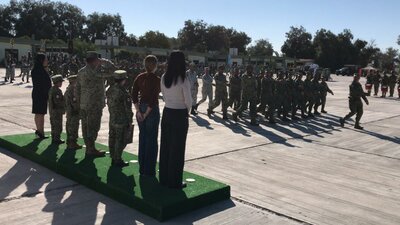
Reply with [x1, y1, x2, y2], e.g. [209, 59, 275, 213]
[86, 51, 99, 59]
[67, 75, 77, 80]
[51, 74, 64, 83]
[113, 70, 128, 80]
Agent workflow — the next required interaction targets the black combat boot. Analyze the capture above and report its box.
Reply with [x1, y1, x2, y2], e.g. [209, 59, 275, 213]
[339, 118, 345, 127]
[250, 118, 259, 126]
[190, 106, 198, 115]
[222, 112, 228, 120]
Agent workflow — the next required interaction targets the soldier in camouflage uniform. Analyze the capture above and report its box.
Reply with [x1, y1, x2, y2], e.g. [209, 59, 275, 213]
[106, 70, 133, 167]
[276, 72, 290, 121]
[228, 67, 242, 110]
[232, 65, 259, 126]
[196, 67, 213, 115]
[209, 65, 229, 120]
[187, 63, 199, 115]
[373, 71, 381, 96]
[304, 72, 315, 118]
[388, 72, 398, 97]
[286, 72, 298, 120]
[77, 52, 116, 157]
[48, 75, 65, 145]
[312, 73, 322, 115]
[258, 71, 276, 123]
[340, 74, 369, 130]
[319, 74, 334, 113]
[397, 76, 400, 99]
[65, 75, 82, 150]
[380, 72, 390, 98]
[293, 72, 307, 119]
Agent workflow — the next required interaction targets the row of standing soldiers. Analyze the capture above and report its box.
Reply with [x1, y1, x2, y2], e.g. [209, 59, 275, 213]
[365, 71, 400, 98]
[195, 65, 334, 126]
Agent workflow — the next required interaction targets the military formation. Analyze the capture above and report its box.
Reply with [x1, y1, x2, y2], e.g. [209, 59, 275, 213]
[195, 65, 336, 126]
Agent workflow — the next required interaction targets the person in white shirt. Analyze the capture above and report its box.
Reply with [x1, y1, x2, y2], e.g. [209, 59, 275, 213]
[186, 63, 198, 115]
[160, 50, 192, 189]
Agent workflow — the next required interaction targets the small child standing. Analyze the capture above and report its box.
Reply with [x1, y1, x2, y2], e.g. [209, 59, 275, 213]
[49, 74, 65, 145]
[65, 75, 82, 150]
[106, 70, 133, 167]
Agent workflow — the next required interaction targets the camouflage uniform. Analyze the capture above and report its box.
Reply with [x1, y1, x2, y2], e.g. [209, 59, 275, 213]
[286, 74, 297, 119]
[373, 73, 381, 96]
[340, 77, 369, 129]
[312, 75, 322, 115]
[319, 78, 334, 113]
[196, 71, 213, 112]
[48, 75, 65, 143]
[380, 74, 389, 97]
[210, 72, 229, 119]
[258, 73, 276, 123]
[293, 74, 306, 118]
[77, 53, 116, 154]
[186, 68, 199, 114]
[388, 74, 397, 97]
[228, 74, 242, 110]
[233, 70, 258, 125]
[106, 70, 133, 165]
[276, 74, 290, 121]
[304, 74, 315, 117]
[65, 75, 81, 149]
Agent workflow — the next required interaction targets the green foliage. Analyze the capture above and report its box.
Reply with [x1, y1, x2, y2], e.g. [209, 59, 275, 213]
[85, 12, 126, 42]
[247, 39, 274, 57]
[138, 31, 170, 49]
[281, 26, 315, 59]
[116, 50, 139, 61]
[73, 38, 97, 58]
[178, 20, 251, 53]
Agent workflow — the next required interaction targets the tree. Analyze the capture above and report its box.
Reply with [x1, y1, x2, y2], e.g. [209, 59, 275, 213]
[73, 38, 96, 58]
[397, 35, 400, 46]
[53, 2, 86, 40]
[178, 20, 207, 52]
[205, 25, 229, 52]
[313, 29, 339, 69]
[137, 31, 170, 49]
[281, 26, 315, 59]
[378, 47, 398, 70]
[0, 1, 18, 37]
[14, 0, 59, 39]
[227, 28, 251, 53]
[120, 34, 137, 46]
[85, 12, 125, 42]
[247, 39, 274, 57]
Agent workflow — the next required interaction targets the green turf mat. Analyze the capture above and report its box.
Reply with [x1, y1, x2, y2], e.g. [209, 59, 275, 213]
[0, 133, 230, 221]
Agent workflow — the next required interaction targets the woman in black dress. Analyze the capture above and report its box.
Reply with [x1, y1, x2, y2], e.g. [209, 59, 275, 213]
[31, 53, 51, 139]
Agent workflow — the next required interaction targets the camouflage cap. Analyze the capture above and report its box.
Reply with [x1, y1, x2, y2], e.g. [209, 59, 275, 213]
[51, 74, 64, 83]
[113, 70, 128, 80]
[67, 75, 77, 80]
[86, 51, 99, 60]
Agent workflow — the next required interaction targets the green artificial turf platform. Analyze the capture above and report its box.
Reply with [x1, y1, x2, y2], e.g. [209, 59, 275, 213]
[0, 133, 230, 221]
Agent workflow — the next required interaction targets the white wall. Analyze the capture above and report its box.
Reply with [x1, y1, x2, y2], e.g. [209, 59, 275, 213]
[0, 42, 32, 62]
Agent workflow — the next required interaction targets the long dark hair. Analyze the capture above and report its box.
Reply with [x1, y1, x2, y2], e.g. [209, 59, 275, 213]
[33, 52, 46, 71]
[164, 51, 186, 88]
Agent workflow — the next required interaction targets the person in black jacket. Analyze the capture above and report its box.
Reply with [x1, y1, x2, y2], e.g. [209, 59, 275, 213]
[31, 52, 52, 139]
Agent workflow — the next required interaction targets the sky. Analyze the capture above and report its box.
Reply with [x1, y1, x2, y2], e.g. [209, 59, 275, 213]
[2, 0, 400, 52]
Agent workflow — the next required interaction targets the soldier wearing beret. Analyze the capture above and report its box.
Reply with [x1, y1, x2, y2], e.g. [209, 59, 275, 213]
[106, 70, 133, 167]
[65, 75, 81, 150]
[48, 75, 65, 145]
[77, 51, 116, 157]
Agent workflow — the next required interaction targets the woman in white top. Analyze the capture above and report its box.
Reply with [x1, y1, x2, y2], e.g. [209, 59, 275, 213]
[159, 51, 192, 189]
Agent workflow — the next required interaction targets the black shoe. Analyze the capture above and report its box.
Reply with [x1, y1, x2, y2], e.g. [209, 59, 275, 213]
[354, 125, 364, 130]
[321, 110, 327, 113]
[112, 160, 129, 167]
[169, 182, 187, 189]
[35, 130, 48, 139]
[195, 103, 199, 111]
[190, 107, 198, 115]
[250, 119, 259, 126]
[52, 139, 65, 145]
[222, 113, 228, 120]
[308, 113, 314, 118]
[281, 117, 290, 122]
[339, 118, 345, 127]
[314, 111, 321, 115]
[301, 115, 307, 119]
[291, 116, 299, 120]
